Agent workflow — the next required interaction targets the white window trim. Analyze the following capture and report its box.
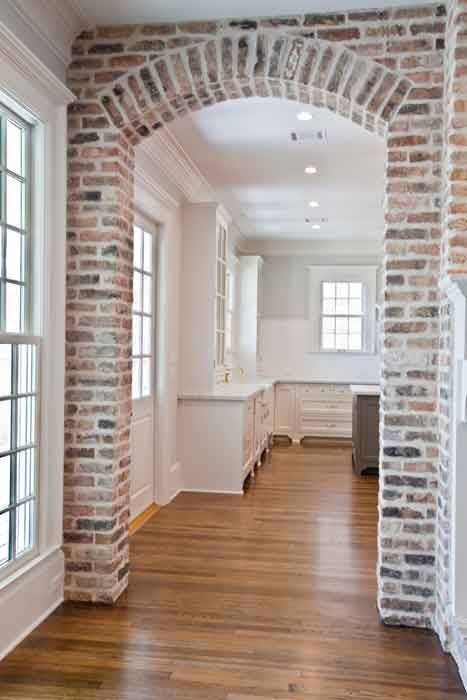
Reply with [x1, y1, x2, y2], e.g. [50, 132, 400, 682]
[0, 18, 73, 660]
[308, 265, 378, 356]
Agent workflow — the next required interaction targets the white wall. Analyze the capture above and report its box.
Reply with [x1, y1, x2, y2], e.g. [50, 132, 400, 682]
[259, 253, 382, 384]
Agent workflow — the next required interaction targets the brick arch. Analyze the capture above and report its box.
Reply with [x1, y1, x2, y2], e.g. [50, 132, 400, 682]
[66, 10, 445, 630]
[96, 32, 412, 144]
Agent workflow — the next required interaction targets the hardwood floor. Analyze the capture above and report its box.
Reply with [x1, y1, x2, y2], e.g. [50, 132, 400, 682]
[0, 444, 464, 699]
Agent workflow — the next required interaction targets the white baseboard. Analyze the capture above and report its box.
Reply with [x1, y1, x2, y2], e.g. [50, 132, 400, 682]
[181, 488, 244, 496]
[0, 547, 64, 661]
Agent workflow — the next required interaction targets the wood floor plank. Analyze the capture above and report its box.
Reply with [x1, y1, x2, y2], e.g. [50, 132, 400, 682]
[0, 444, 463, 699]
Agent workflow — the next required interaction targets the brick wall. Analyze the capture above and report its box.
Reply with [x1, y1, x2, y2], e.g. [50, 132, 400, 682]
[65, 5, 447, 624]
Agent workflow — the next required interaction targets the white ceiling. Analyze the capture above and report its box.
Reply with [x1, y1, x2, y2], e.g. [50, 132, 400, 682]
[73, 0, 432, 24]
[168, 97, 385, 242]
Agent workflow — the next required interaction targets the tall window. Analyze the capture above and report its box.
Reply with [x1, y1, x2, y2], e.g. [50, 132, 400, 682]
[132, 225, 153, 400]
[0, 102, 39, 573]
[321, 282, 364, 352]
[225, 270, 234, 361]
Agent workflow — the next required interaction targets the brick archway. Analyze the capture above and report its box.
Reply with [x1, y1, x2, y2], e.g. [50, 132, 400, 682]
[65, 10, 444, 632]
[96, 33, 412, 142]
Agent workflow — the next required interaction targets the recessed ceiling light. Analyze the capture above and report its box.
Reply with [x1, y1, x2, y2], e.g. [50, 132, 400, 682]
[298, 111, 313, 121]
[309, 200, 319, 208]
[311, 224, 321, 230]
[305, 166, 317, 175]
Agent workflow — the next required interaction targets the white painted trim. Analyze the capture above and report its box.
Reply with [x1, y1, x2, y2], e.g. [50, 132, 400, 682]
[135, 166, 180, 211]
[181, 488, 244, 496]
[8, 0, 84, 68]
[451, 618, 467, 692]
[140, 128, 214, 204]
[0, 19, 74, 106]
[0, 547, 64, 661]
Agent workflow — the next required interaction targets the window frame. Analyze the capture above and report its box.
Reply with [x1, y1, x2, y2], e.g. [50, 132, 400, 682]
[0, 102, 33, 335]
[132, 223, 155, 402]
[319, 281, 366, 354]
[0, 98, 40, 581]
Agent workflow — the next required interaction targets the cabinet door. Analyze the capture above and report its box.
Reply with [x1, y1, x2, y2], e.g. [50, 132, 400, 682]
[359, 396, 380, 468]
[274, 385, 296, 434]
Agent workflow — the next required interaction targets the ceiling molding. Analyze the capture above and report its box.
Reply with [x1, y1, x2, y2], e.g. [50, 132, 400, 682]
[7, 0, 86, 68]
[139, 128, 214, 205]
[0, 19, 75, 106]
[135, 166, 180, 211]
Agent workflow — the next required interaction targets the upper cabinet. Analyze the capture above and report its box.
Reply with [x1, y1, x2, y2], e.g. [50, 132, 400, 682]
[180, 203, 230, 392]
[238, 256, 263, 379]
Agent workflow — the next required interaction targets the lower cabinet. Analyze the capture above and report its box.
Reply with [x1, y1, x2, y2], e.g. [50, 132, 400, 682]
[274, 383, 352, 441]
[179, 386, 275, 494]
[352, 393, 380, 475]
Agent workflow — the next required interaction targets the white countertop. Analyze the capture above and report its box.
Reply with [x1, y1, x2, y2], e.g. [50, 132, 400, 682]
[178, 377, 360, 402]
[350, 384, 381, 396]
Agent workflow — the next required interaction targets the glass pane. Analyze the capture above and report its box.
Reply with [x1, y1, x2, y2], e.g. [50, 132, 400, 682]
[323, 283, 335, 299]
[349, 283, 362, 299]
[18, 344, 35, 395]
[0, 511, 10, 566]
[16, 499, 34, 557]
[336, 335, 348, 351]
[6, 229, 24, 282]
[143, 274, 152, 314]
[132, 358, 141, 400]
[349, 334, 362, 351]
[349, 298, 363, 315]
[6, 283, 23, 333]
[322, 299, 335, 315]
[142, 316, 151, 355]
[142, 358, 151, 397]
[17, 396, 35, 449]
[335, 298, 349, 315]
[143, 231, 152, 273]
[336, 317, 349, 334]
[0, 455, 10, 510]
[0, 345, 12, 397]
[336, 283, 349, 298]
[349, 317, 362, 334]
[0, 400, 11, 453]
[6, 175, 24, 230]
[322, 334, 335, 350]
[133, 226, 143, 268]
[6, 120, 24, 176]
[16, 448, 35, 502]
[133, 271, 142, 312]
[132, 315, 141, 356]
[322, 317, 335, 334]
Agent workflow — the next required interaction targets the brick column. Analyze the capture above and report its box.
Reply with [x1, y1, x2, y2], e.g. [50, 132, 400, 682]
[437, 0, 467, 646]
[63, 45, 134, 603]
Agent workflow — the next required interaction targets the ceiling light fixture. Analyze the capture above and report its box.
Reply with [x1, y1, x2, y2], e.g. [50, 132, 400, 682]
[311, 224, 321, 230]
[305, 166, 317, 175]
[297, 111, 313, 121]
[309, 200, 319, 208]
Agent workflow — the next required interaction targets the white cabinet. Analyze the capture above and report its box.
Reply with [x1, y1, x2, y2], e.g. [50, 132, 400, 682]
[180, 203, 230, 393]
[238, 256, 263, 378]
[274, 384, 297, 435]
[179, 384, 275, 494]
[274, 383, 352, 441]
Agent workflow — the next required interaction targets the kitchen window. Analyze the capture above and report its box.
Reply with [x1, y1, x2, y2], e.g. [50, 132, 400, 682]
[0, 101, 39, 575]
[321, 281, 364, 352]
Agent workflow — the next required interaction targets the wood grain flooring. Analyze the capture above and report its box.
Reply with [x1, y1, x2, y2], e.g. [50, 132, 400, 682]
[0, 444, 464, 699]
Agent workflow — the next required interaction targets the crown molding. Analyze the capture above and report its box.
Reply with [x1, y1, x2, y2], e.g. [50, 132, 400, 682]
[139, 127, 214, 204]
[0, 19, 75, 106]
[7, 0, 86, 69]
[135, 166, 180, 211]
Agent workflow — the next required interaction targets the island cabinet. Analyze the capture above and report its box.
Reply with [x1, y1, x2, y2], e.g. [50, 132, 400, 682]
[351, 387, 380, 475]
[274, 383, 352, 442]
[178, 383, 275, 494]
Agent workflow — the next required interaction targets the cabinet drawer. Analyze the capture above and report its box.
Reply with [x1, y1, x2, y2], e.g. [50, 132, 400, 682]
[299, 384, 351, 402]
[300, 400, 352, 415]
[300, 416, 352, 438]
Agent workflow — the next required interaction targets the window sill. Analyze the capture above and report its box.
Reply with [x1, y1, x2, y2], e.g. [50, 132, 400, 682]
[0, 546, 61, 593]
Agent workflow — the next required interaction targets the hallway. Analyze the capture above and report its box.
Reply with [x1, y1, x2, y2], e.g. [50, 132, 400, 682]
[0, 445, 463, 699]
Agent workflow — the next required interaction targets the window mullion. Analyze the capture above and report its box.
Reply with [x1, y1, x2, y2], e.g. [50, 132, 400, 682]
[9, 344, 18, 561]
